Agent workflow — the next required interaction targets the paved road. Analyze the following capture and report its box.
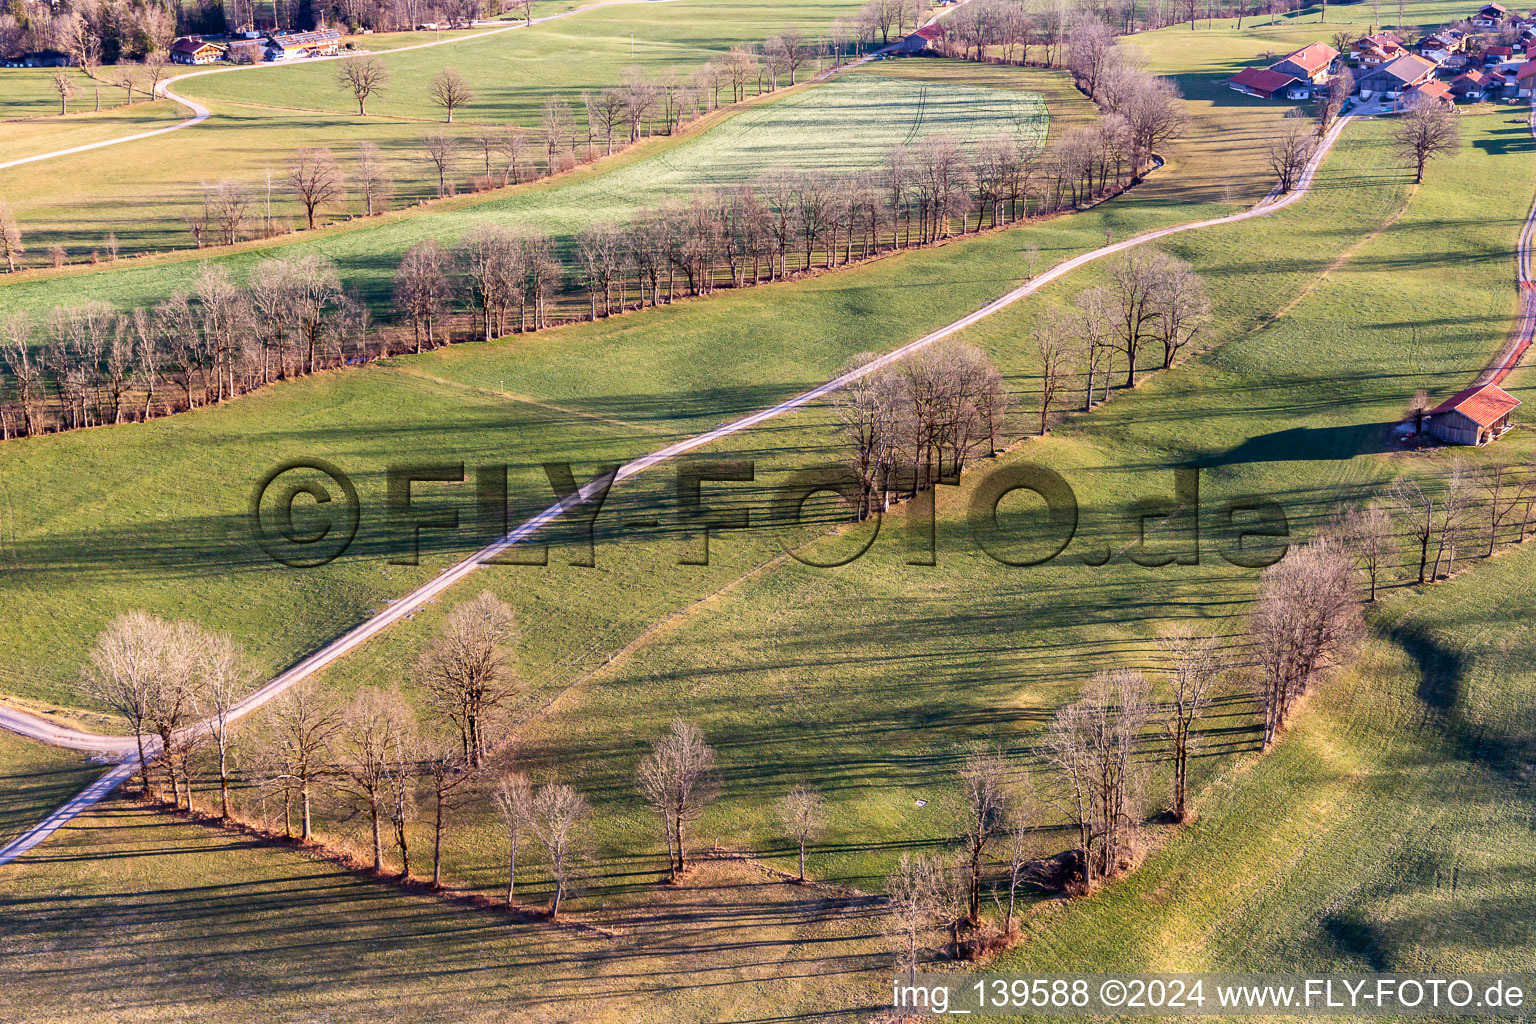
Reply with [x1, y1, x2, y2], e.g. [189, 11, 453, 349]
[0, 0, 686, 173]
[1476, 107, 1536, 388]
[0, 112, 1353, 867]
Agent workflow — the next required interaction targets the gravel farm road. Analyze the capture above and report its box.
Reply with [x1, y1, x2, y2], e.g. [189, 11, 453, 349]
[0, 111, 1356, 866]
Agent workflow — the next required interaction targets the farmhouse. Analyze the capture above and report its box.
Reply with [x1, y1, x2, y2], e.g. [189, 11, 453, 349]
[1227, 66, 1300, 99]
[170, 36, 226, 64]
[1451, 69, 1492, 98]
[1515, 59, 1536, 96]
[1270, 42, 1339, 82]
[1426, 383, 1521, 445]
[1353, 32, 1404, 66]
[1356, 53, 1437, 98]
[1472, 2, 1508, 27]
[264, 28, 342, 61]
[1399, 78, 1455, 107]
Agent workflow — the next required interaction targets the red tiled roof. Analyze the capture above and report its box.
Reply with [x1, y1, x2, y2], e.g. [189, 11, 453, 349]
[1517, 59, 1536, 79]
[1278, 41, 1341, 74]
[1430, 383, 1522, 427]
[913, 24, 946, 39]
[1406, 79, 1454, 100]
[1229, 66, 1299, 93]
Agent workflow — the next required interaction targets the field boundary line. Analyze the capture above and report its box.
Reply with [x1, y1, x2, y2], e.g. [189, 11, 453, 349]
[0, 114, 1351, 867]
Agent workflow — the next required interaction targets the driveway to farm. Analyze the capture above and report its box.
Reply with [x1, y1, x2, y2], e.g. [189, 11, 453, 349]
[0, 0, 688, 173]
[0, 111, 1355, 867]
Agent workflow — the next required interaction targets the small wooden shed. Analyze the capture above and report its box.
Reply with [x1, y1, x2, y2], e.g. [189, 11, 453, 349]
[1426, 382, 1521, 445]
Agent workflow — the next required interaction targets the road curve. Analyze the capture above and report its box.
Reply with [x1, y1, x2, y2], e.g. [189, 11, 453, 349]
[0, 0, 686, 174]
[0, 114, 1351, 868]
[1475, 106, 1536, 388]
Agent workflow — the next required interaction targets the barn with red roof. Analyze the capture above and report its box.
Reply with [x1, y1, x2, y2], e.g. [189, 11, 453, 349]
[1427, 383, 1521, 445]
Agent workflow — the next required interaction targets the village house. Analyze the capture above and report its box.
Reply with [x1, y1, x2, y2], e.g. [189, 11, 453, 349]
[1270, 41, 1340, 82]
[169, 35, 227, 64]
[1427, 382, 1521, 445]
[1472, 2, 1508, 28]
[1451, 68, 1492, 98]
[1515, 59, 1536, 96]
[1399, 78, 1456, 107]
[1354, 32, 1405, 66]
[1227, 66, 1301, 99]
[264, 28, 342, 61]
[1356, 53, 1438, 98]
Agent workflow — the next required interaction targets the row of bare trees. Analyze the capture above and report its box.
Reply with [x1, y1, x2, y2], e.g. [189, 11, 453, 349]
[0, 255, 359, 438]
[833, 342, 1011, 520]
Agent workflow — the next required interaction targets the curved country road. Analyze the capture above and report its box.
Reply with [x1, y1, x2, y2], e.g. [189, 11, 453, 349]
[0, 0, 690, 173]
[0, 112, 1354, 866]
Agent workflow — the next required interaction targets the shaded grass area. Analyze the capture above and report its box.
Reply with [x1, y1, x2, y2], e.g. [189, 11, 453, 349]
[0, 732, 100, 847]
[186, 111, 1533, 911]
[0, 802, 890, 1023]
[997, 531, 1536, 995]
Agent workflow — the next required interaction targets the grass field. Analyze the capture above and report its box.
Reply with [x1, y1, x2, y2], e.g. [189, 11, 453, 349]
[0, 732, 100, 847]
[0, 100, 185, 165]
[1, 102, 1532, 1018]
[179, 0, 870, 125]
[0, 800, 891, 1023]
[3, 4, 1535, 1014]
[0, 65, 1046, 292]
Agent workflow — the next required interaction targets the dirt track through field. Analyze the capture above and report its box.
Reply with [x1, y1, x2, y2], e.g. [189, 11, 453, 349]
[0, 112, 1352, 867]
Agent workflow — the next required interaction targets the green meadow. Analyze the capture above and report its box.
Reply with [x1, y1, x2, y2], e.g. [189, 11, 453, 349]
[2, 3, 1535, 1017]
[0, 67, 1045, 300]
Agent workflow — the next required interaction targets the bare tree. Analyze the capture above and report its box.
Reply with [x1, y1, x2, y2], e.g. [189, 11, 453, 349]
[287, 148, 345, 230]
[394, 239, 454, 351]
[338, 686, 414, 872]
[422, 127, 457, 198]
[337, 56, 389, 115]
[1034, 312, 1071, 435]
[355, 141, 393, 217]
[191, 627, 254, 820]
[266, 678, 341, 841]
[52, 70, 75, 115]
[1405, 388, 1432, 435]
[383, 723, 418, 878]
[995, 810, 1031, 935]
[422, 730, 477, 888]
[81, 610, 165, 794]
[1478, 457, 1528, 557]
[1267, 120, 1318, 193]
[0, 200, 23, 272]
[1318, 65, 1353, 131]
[429, 66, 473, 122]
[1250, 538, 1363, 749]
[955, 752, 1013, 924]
[1158, 629, 1221, 822]
[1392, 101, 1460, 184]
[1390, 476, 1435, 585]
[416, 590, 520, 766]
[777, 785, 827, 882]
[492, 769, 534, 906]
[1044, 669, 1151, 887]
[2, 314, 41, 433]
[636, 718, 720, 880]
[530, 782, 590, 919]
[885, 853, 945, 986]
[1430, 459, 1473, 581]
[1340, 501, 1397, 602]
